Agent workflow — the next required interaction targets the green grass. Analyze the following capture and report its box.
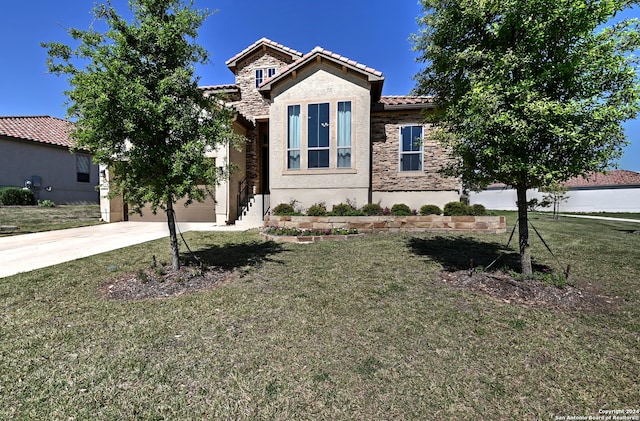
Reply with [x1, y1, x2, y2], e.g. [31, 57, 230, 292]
[1, 213, 639, 419]
[563, 212, 640, 220]
[0, 204, 102, 234]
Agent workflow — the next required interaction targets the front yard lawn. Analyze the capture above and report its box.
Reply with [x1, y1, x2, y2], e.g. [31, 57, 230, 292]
[0, 214, 638, 419]
[0, 204, 102, 234]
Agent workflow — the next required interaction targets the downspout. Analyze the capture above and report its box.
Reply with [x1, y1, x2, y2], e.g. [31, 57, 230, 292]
[368, 102, 374, 204]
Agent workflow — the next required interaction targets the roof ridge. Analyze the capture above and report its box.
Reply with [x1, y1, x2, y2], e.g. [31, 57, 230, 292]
[259, 45, 384, 89]
[226, 38, 304, 67]
[0, 115, 66, 120]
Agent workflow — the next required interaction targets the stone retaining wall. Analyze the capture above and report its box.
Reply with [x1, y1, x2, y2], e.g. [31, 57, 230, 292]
[264, 215, 506, 234]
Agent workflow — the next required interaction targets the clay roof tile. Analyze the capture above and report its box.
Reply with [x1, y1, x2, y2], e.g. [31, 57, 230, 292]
[0, 116, 74, 148]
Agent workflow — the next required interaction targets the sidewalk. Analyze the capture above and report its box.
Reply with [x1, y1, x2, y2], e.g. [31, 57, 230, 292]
[558, 214, 640, 223]
[0, 222, 246, 278]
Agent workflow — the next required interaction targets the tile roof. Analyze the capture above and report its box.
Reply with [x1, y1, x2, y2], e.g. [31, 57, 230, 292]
[225, 37, 304, 69]
[486, 170, 640, 190]
[374, 96, 436, 110]
[257, 46, 386, 104]
[379, 96, 435, 106]
[562, 170, 640, 187]
[199, 84, 238, 91]
[260, 46, 384, 89]
[0, 116, 74, 148]
[307, 46, 383, 77]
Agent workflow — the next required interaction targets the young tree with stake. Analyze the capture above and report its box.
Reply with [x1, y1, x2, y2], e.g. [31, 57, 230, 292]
[43, 0, 239, 269]
[413, 0, 640, 275]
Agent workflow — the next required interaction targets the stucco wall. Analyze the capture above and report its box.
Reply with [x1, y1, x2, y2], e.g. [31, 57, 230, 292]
[469, 186, 640, 212]
[268, 63, 371, 210]
[0, 137, 99, 204]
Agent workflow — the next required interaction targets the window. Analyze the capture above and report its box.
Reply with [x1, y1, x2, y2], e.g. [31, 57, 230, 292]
[76, 154, 91, 182]
[285, 100, 353, 170]
[308, 103, 330, 168]
[400, 126, 423, 171]
[255, 68, 276, 87]
[337, 101, 352, 168]
[287, 105, 301, 169]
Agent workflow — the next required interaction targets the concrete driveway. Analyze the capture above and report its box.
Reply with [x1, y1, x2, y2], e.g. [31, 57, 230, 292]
[0, 222, 244, 278]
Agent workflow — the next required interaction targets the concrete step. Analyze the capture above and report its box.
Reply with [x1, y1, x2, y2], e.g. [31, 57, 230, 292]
[235, 194, 268, 228]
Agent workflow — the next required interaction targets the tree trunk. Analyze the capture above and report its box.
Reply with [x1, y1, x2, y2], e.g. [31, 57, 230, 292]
[166, 197, 180, 270]
[516, 185, 533, 276]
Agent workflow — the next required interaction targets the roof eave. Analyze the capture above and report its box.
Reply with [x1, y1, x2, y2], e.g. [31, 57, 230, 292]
[257, 51, 385, 100]
[372, 102, 436, 112]
[226, 38, 303, 73]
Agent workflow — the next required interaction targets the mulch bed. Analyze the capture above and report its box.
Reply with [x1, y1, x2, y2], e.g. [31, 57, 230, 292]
[100, 262, 622, 313]
[440, 270, 622, 313]
[100, 265, 234, 301]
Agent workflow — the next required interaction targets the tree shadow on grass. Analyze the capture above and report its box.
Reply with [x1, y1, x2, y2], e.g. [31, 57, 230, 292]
[407, 235, 548, 273]
[182, 240, 286, 271]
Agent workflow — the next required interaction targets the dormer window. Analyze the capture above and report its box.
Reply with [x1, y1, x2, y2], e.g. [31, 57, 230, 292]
[255, 68, 276, 87]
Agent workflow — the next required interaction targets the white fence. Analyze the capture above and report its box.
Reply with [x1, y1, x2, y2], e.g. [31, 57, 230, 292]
[469, 186, 640, 213]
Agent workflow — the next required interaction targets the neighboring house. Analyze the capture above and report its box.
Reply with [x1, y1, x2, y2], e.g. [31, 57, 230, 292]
[102, 38, 461, 224]
[0, 116, 99, 204]
[469, 170, 640, 212]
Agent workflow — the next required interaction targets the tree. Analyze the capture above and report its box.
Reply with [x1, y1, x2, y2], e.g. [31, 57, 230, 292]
[412, 0, 640, 275]
[539, 182, 570, 220]
[43, 0, 238, 269]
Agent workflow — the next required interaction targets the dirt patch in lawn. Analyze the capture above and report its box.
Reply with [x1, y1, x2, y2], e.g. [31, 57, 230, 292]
[100, 264, 235, 301]
[440, 270, 622, 313]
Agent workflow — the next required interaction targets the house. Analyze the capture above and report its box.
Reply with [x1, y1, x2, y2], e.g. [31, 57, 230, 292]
[101, 38, 461, 224]
[469, 170, 640, 212]
[0, 116, 99, 204]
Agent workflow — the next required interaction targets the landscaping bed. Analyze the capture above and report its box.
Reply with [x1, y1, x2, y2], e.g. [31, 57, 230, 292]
[264, 214, 507, 234]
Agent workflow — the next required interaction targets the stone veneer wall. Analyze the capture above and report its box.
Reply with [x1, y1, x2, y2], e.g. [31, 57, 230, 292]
[265, 215, 506, 234]
[230, 49, 300, 191]
[230, 50, 297, 120]
[371, 110, 461, 192]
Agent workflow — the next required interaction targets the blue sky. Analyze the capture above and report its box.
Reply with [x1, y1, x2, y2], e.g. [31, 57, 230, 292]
[0, 0, 638, 171]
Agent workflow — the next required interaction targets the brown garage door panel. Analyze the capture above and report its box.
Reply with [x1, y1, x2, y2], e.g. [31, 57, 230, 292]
[129, 196, 216, 223]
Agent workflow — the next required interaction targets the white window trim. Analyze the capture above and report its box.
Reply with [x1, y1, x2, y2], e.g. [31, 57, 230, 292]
[255, 67, 277, 87]
[282, 98, 357, 173]
[399, 125, 424, 172]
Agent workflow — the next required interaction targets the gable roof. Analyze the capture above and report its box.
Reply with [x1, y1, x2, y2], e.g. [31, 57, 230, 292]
[0, 116, 74, 148]
[258, 46, 385, 100]
[225, 37, 304, 73]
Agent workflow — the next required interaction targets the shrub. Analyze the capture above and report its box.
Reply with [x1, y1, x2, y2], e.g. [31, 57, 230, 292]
[272, 203, 298, 216]
[306, 202, 327, 216]
[443, 201, 469, 216]
[361, 203, 383, 216]
[345, 209, 365, 216]
[390, 203, 412, 216]
[0, 187, 36, 206]
[38, 199, 56, 208]
[329, 202, 354, 216]
[419, 204, 442, 216]
[329, 201, 365, 216]
[470, 203, 487, 216]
